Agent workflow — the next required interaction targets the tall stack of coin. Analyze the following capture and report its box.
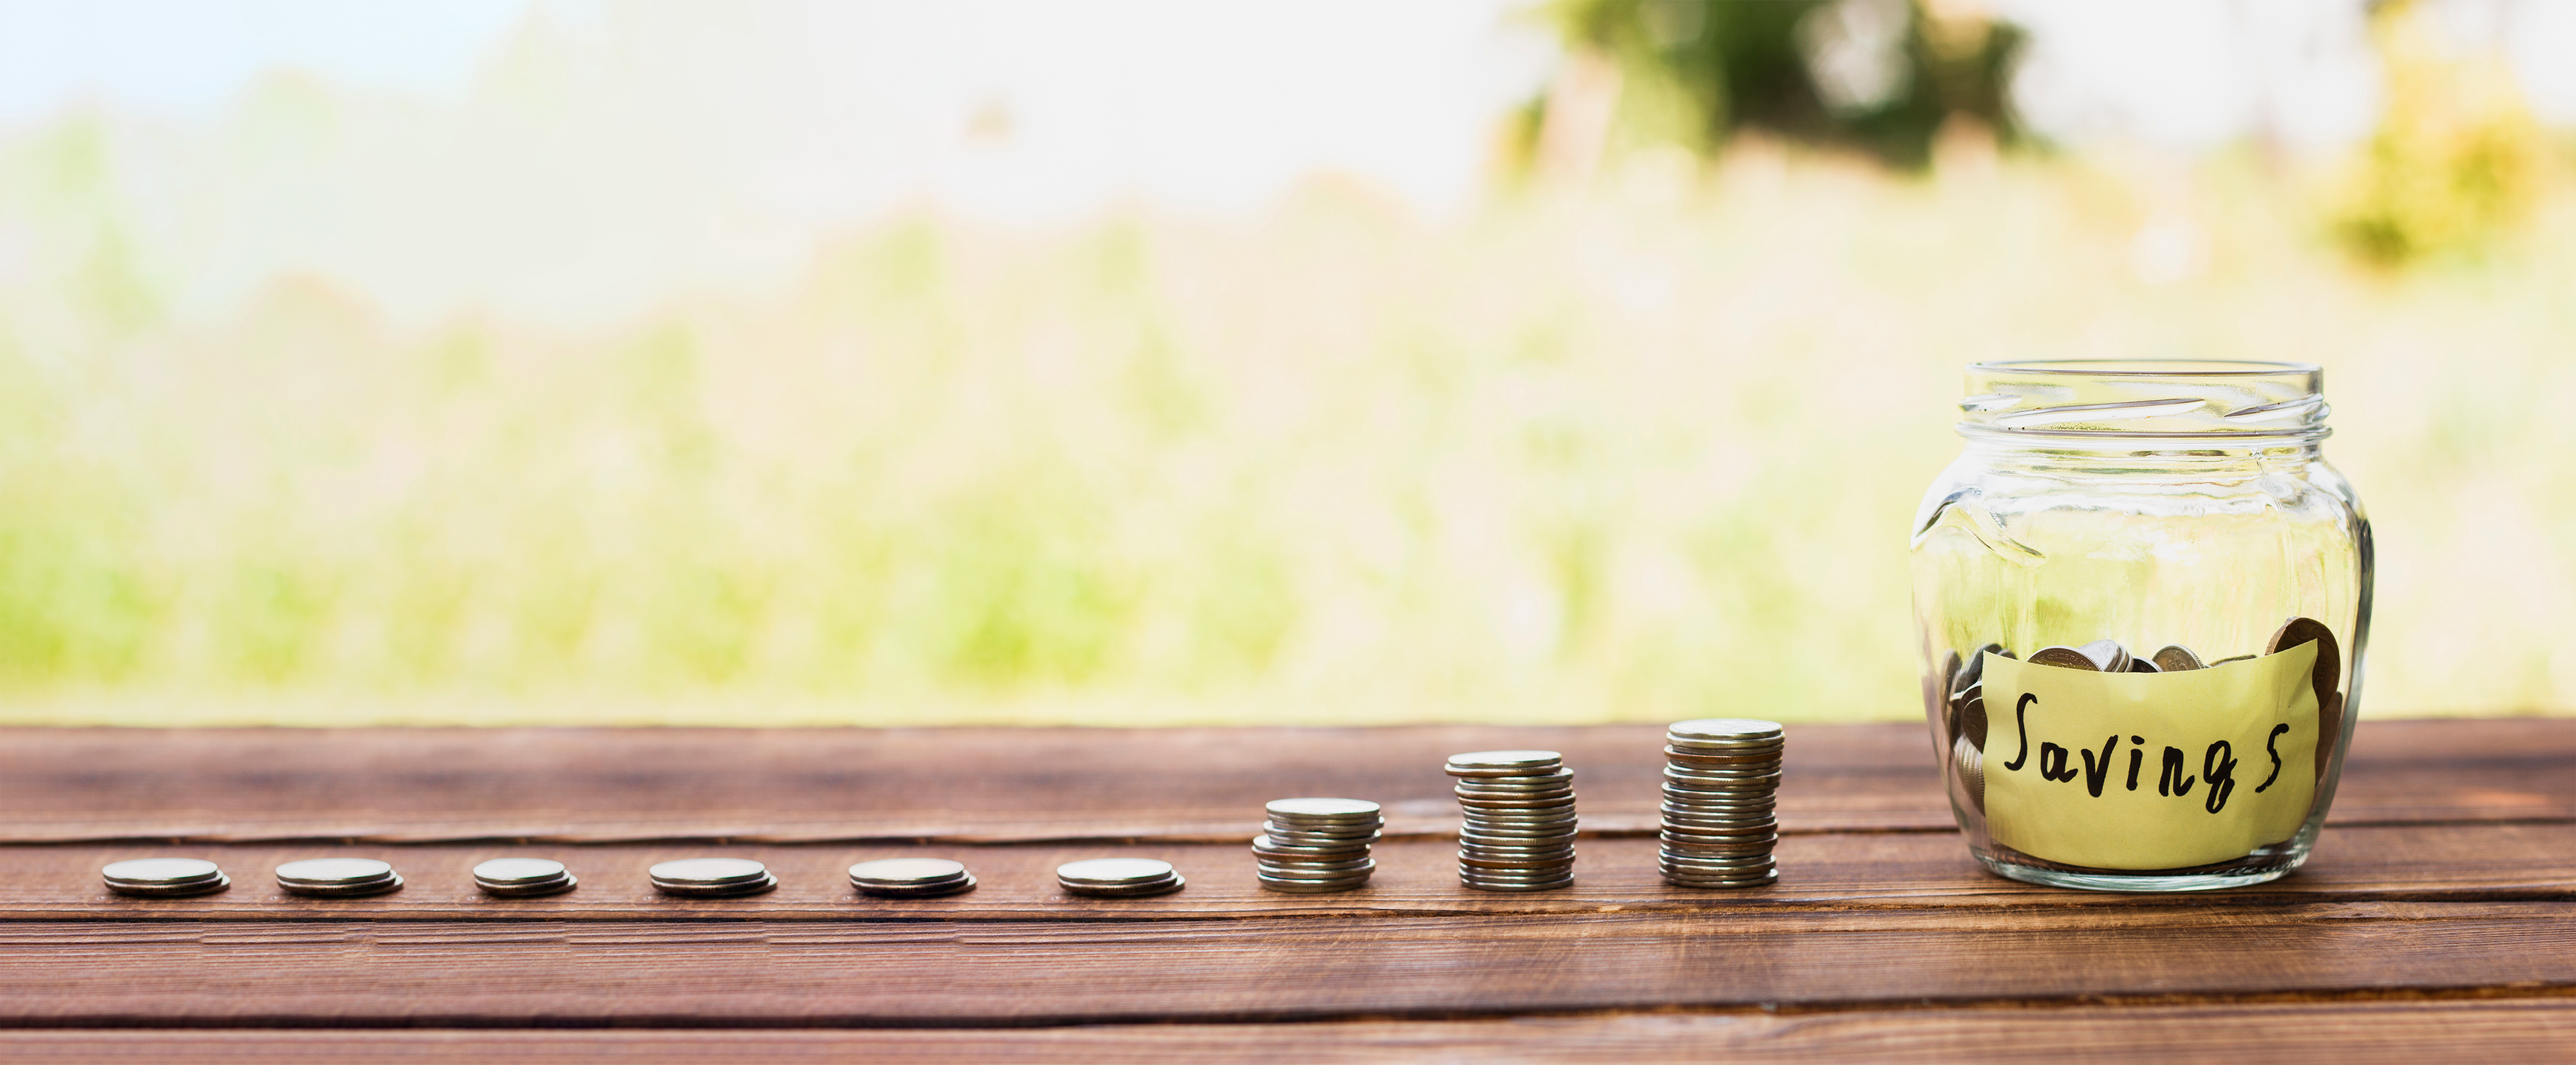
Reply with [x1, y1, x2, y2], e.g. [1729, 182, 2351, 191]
[1659, 718, 1783, 888]
[1252, 798, 1381, 893]
[1446, 749, 1577, 892]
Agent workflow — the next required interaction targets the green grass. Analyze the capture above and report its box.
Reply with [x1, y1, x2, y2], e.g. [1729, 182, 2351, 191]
[2, 129, 2573, 725]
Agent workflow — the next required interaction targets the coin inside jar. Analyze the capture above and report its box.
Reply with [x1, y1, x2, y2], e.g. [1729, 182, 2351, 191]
[102, 858, 229, 897]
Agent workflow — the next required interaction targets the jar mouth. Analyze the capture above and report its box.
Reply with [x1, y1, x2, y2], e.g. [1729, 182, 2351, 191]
[1961, 360, 2326, 435]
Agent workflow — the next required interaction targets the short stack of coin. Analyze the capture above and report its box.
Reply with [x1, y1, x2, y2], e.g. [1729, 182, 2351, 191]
[1056, 858, 1184, 897]
[849, 858, 976, 898]
[102, 858, 229, 897]
[473, 858, 576, 897]
[1660, 718, 1783, 888]
[1446, 749, 1577, 892]
[1253, 798, 1381, 893]
[648, 858, 777, 897]
[276, 858, 404, 897]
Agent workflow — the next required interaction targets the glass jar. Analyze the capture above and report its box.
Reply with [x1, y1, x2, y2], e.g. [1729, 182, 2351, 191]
[1911, 360, 2371, 892]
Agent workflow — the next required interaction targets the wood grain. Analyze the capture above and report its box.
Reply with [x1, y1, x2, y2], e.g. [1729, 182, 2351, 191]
[5, 902, 2576, 1026]
[9, 1001, 2576, 1062]
[1, 718, 2564, 844]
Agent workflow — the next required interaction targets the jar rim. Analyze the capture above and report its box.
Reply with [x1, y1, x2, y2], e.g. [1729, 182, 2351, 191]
[1968, 359, 2322, 378]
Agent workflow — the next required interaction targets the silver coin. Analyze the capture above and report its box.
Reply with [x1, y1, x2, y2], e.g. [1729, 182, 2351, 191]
[857, 873, 977, 899]
[1660, 861, 1777, 879]
[1056, 858, 1179, 887]
[1659, 866, 1783, 881]
[279, 871, 403, 898]
[473, 858, 569, 886]
[1453, 765, 1573, 785]
[1258, 861, 1378, 881]
[1266, 797, 1382, 821]
[1257, 850, 1381, 866]
[1455, 778, 1575, 794]
[1253, 834, 1373, 856]
[1444, 751, 1565, 776]
[1460, 876, 1574, 892]
[1667, 718, 1783, 741]
[2152, 644, 2206, 671]
[1256, 870, 1371, 888]
[1458, 843, 1577, 859]
[1663, 780, 1779, 798]
[1454, 785, 1575, 802]
[1458, 823, 1579, 838]
[848, 858, 971, 888]
[477, 874, 577, 897]
[1661, 820, 1779, 836]
[103, 858, 224, 888]
[1661, 827, 1779, 845]
[1457, 792, 1578, 807]
[648, 858, 770, 887]
[111, 874, 232, 897]
[1260, 824, 1381, 843]
[1661, 805, 1776, 821]
[1660, 841, 1776, 859]
[1662, 751, 1782, 769]
[654, 872, 777, 897]
[1459, 850, 1575, 868]
[276, 858, 397, 887]
[1263, 815, 1383, 831]
[1061, 874, 1185, 897]
[1658, 856, 1776, 874]
[1262, 871, 1381, 887]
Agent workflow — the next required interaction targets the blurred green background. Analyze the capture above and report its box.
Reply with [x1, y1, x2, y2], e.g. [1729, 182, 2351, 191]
[0, 0, 2570, 725]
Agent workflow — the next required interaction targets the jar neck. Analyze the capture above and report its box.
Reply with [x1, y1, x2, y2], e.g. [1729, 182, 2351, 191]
[1956, 423, 2327, 473]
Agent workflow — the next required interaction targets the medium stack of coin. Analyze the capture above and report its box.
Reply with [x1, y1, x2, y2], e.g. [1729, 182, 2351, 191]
[849, 858, 976, 897]
[1660, 719, 1783, 888]
[1446, 749, 1577, 892]
[102, 858, 229, 897]
[473, 858, 576, 897]
[276, 858, 404, 897]
[1056, 858, 1184, 897]
[1252, 798, 1381, 893]
[648, 858, 777, 897]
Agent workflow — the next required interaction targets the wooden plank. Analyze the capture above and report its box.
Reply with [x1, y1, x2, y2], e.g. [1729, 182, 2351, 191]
[10, 1000, 2576, 1063]
[0, 719, 2565, 845]
[14, 818, 2576, 923]
[2, 901, 2575, 1025]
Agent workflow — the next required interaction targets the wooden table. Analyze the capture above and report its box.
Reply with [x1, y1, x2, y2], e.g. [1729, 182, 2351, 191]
[5, 718, 2574, 1061]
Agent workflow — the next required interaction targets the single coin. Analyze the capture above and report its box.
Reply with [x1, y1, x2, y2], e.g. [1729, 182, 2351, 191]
[1258, 859, 1378, 879]
[1457, 821, 1580, 836]
[277, 858, 397, 887]
[1262, 821, 1383, 838]
[478, 875, 576, 897]
[1061, 874, 1186, 898]
[1660, 840, 1776, 859]
[1662, 872, 1778, 889]
[103, 858, 223, 887]
[1458, 840, 1578, 856]
[1262, 871, 1381, 887]
[1444, 751, 1565, 776]
[473, 858, 570, 886]
[848, 858, 971, 888]
[1661, 747, 1780, 766]
[1056, 858, 1179, 887]
[1958, 693, 1989, 751]
[2268, 616, 2342, 778]
[1454, 780, 1575, 797]
[1659, 856, 1777, 874]
[1660, 824, 1778, 841]
[654, 873, 778, 897]
[1253, 835, 1374, 857]
[2152, 645, 2206, 672]
[858, 874, 977, 899]
[102, 858, 229, 897]
[2127, 657, 2161, 673]
[1260, 831, 1381, 850]
[2078, 638, 2132, 673]
[1667, 718, 1784, 742]
[2026, 646, 2099, 671]
[649, 858, 771, 887]
[1664, 765, 1781, 783]
[1459, 876, 1574, 892]
[1266, 798, 1381, 821]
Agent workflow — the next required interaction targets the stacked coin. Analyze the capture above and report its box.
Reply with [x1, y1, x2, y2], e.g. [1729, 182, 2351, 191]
[1446, 750, 1577, 892]
[1660, 719, 1783, 888]
[1056, 858, 1184, 897]
[276, 858, 404, 897]
[102, 858, 229, 897]
[473, 858, 576, 897]
[849, 858, 976, 897]
[1252, 798, 1381, 894]
[648, 858, 777, 897]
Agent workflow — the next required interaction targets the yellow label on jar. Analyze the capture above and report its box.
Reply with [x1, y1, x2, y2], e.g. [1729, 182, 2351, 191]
[1982, 644, 2318, 871]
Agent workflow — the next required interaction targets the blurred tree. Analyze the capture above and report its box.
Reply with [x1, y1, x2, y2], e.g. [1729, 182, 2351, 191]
[1511, 0, 2029, 173]
[2331, 0, 2544, 267]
